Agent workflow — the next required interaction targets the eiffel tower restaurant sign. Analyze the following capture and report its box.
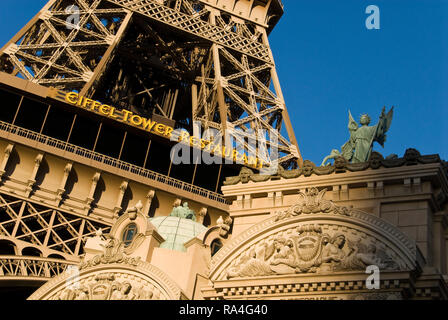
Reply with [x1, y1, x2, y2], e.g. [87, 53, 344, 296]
[48, 89, 265, 170]
[49, 89, 174, 138]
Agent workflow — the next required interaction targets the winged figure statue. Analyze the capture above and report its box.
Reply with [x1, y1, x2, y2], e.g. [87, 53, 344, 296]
[322, 107, 394, 165]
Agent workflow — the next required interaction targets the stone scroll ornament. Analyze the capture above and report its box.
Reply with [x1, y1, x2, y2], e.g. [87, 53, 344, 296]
[79, 233, 141, 270]
[274, 187, 351, 221]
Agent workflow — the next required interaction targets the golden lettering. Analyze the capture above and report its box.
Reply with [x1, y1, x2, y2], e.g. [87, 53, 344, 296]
[164, 126, 174, 138]
[62, 91, 180, 144]
[141, 118, 157, 132]
[190, 136, 200, 147]
[155, 123, 166, 135]
[179, 131, 190, 143]
[82, 98, 94, 109]
[203, 141, 212, 152]
[77, 95, 84, 106]
[242, 154, 249, 165]
[248, 156, 257, 166]
[200, 139, 209, 149]
[222, 146, 231, 158]
[93, 101, 102, 111]
[212, 144, 222, 156]
[231, 149, 239, 161]
[122, 110, 133, 122]
[99, 105, 111, 115]
[109, 107, 118, 119]
[65, 92, 79, 104]
[130, 115, 143, 126]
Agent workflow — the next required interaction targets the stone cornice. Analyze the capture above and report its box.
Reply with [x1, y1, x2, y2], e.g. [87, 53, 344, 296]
[222, 162, 445, 197]
[203, 271, 415, 299]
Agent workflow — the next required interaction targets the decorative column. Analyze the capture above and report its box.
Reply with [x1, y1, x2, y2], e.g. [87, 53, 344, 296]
[85, 172, 101, 214]
[0, 144, 14, 179]
[55, 162, 73, 206]
[113, 180, 129, 220]
[25, 153, 44, 197]
[197, 207, 207, 225]
[143, 189, 155, 218]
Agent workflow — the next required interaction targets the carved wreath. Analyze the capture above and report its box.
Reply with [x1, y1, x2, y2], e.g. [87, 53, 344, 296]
[275, 188, 351, 221]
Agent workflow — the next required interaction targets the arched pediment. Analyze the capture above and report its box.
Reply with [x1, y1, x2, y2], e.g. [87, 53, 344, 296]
[28, 260, 182, 300]
[28, 218, 181, 300]
[209, 188, 419, 281]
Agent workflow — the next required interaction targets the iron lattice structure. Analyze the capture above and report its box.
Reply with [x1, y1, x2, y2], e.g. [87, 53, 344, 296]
[0, 194, 110, 256]
[0, 0, 303, 168]
[0, 193, 110, 284]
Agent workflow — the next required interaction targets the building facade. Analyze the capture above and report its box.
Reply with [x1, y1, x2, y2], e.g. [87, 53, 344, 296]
[26, 149, 448, 300]
[0, 0, 446, 300]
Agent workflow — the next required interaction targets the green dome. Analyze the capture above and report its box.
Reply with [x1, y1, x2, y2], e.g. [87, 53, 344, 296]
[149, 216, 208, 252]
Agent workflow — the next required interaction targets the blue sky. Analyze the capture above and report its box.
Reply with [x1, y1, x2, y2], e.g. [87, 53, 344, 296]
[0, 0, 447, 164]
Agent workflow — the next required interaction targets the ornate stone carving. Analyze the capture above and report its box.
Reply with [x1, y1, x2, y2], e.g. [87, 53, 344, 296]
[223, 167, 271, 185]
[25, 153, 44, 197]
[275, 188, 351, 221]
[126, 200, 143, 220]
[0, 144, 14, 179]
[222, 149, 443, 185]
[52, 273, 158, 300]
[217, 216, 233, 238]
[85, 172, 101, 212]
[277, 166, 301, 179]
[225, 223, 401, 279]
[79, 235, 141, 270]
[369, 151, 384, 169]
[29, 245, 182, 300]
[113, 181, 129, 219]
[197, 207, 208, 225]
[143, 189, 155, 217]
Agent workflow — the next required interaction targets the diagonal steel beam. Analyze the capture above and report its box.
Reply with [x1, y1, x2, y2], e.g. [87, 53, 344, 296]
[106, 0, 271, 62]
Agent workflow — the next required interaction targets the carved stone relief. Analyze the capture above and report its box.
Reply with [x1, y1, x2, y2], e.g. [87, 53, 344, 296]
[275, 188, 351, 221]
[50, 272, 165, 300]
[79, 236, 141, 270]
[224, 223, 403, 280]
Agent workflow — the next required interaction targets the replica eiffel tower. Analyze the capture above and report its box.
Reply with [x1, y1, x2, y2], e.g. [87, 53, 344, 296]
[0, 0, 302, 298]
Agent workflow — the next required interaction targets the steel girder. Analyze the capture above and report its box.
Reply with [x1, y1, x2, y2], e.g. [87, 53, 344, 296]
[0, 0, 303, 168]
[0, 193, 111, 258]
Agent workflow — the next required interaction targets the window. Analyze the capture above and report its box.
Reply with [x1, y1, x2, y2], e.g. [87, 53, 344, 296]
[0, 88, 22, 123]
[210, 239, 223, 257]
[41, 106, 75, 141]
[13, 97, 49, 132]
[122, 223, 138, 247]
[68, 114, 101, 149]
[94, 123, 126, 158]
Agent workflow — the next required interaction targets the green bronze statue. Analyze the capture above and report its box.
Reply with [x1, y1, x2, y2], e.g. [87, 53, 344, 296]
[322, 107, 394, 166]
[170, 202, 196, 221]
